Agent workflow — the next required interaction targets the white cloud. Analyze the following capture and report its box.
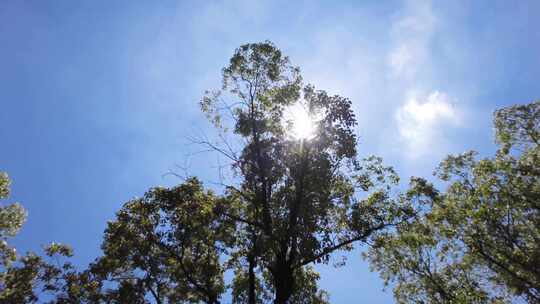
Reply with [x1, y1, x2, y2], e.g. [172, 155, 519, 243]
[396, 91, 461, 157]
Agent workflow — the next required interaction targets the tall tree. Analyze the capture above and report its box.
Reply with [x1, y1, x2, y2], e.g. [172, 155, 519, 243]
[200, 41, 412, 303]
[90, 178, 233, 304]
[366, 101, 540, 303]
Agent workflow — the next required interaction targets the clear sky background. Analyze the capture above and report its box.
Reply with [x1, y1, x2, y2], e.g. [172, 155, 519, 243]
[1, 0, 539, 302]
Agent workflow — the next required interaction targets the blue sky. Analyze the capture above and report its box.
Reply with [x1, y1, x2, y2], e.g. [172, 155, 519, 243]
[1, 0, 539, 302]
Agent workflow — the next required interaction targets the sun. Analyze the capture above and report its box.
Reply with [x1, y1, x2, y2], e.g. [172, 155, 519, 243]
[284, 102, 318, 140]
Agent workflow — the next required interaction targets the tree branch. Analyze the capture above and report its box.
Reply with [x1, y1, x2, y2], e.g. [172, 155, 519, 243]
[295, 223, 393, 268]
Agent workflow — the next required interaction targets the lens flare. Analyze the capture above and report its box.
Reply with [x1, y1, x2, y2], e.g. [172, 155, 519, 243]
[284, 102, 317, 140]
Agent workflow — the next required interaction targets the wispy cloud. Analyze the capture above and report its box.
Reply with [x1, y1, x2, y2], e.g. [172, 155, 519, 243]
[388, 0, 436, 79]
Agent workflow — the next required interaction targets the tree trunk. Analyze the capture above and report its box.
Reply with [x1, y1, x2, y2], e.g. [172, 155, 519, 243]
[273, 263, 294, 304]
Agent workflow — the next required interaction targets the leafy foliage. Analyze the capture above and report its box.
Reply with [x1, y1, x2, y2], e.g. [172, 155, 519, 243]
[366, 101, 540, 303]
[0, 240, 103, 303]
[90, 178, 232, 304]
[0, 172, 26, 267]
[0, 173, 102, 303]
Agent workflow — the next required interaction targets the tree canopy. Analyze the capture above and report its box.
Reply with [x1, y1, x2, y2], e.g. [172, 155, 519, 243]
[366, 101, 540, 303]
